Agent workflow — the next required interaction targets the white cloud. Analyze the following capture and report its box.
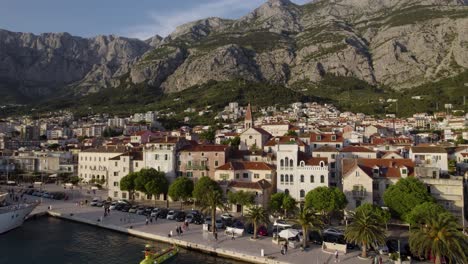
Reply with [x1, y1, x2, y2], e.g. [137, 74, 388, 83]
[123, 0, 312, 40]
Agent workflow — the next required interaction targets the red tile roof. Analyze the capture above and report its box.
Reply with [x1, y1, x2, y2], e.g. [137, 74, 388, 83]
[265, 136, 307, 147]
[216, 161, 275, 171]
[228, 179, 272, 190]
[180, 144, 229, 152]
[343, 158, 414, 178]
[411, 146, 447, 154]
[314, 145, 339, 152]
[309, 132, 344, 143]
[341, 146, 375, 153]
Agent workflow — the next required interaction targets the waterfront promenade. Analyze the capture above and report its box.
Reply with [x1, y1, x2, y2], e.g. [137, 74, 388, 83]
[13, 186, 377, 264]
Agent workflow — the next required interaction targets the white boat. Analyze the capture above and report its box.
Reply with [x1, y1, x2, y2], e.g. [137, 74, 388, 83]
[0, 192, 38, 234]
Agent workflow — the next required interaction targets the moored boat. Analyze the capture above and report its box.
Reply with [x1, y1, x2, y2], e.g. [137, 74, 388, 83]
[0, 192, 38, 234]
[140, 244, 179, 264]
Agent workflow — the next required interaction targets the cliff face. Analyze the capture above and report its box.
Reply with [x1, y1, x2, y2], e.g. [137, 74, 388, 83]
[0, 0, 467, 102]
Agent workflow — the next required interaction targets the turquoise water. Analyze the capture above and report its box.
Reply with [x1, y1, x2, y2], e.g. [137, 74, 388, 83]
[0, 217, 244, 264]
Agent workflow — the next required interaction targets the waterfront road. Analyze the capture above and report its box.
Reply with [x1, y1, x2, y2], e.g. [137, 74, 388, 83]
[6, 186, 399, 264]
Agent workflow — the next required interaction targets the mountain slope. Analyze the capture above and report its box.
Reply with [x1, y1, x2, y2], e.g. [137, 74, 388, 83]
[0, 0, 467, 106]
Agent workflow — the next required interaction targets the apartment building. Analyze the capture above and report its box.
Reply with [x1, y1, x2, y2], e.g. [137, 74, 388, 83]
[178, 144, 230, 180]
[78, 146, 127, 183]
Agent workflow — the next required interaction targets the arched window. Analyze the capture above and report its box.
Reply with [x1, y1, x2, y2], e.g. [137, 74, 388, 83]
[290, 175, 294, 183]
[285, 157, 289, 167]
[320, 161, 324, 167]
[300, 161, 305, 167]
[320, 175, 325, 183]
[300, 190, 305, 198]
[310, 175, 314, 183]
[285, 175, 289, 182]
[300, 175, 304, 183]
[290, 159, 294, 167]
[285, 189, 289, 195]
[280, 174, 284, 182]
[280, 159, 284, 167]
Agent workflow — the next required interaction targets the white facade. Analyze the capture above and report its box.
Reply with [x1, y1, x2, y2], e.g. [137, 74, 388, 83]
[276, 143, 329, 201]
[409, 147, 448, 174]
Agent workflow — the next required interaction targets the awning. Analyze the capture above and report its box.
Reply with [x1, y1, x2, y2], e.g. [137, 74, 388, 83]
[278, 229, 299, 239]
[48, 174, 57, 178]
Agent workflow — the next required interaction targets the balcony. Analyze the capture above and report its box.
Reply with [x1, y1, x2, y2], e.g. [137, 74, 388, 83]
[186, 165, 209, 171]
[352, 186, 367, 200]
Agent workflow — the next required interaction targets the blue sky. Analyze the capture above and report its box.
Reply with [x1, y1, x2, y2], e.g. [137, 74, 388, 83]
[1, 0, 311, 39]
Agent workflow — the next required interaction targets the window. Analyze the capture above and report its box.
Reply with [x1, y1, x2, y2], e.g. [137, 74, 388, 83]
[320, 162, 324, 167]
[122, 192, 127, 199]
[402, 169, 407, 174]
[254, 173, 259, 179]
[355, 171, 359, 177]
[135, 162, 138, 167]
[316, 154, 321, 158]
[285, 157, 289, 167]
[280, 174, 284, 182]
[373, 168, 379, 174]
[236, 173, 240, 179]
[188, 161, 192, 166]
[331, 135, 336, 141]
[187, 172, 193, 178]
[155, 154, 159, 160]
[331, 172, 335, 178]
[113, 191, 118, 198]
[285, 189, 289, 195]
[316, 135, 321, 141]
[114, 162, 118, 166]
[336, 144, 340, 148]
[280, 159, 284, 167]
[300, 190, 305, 198]
[113, 172, 118, 176]
[289, 159, 293, 167]
[220, 173, 229, 180]
[201, 153, 204, 156]
[310, 175, 314, 183]
[331, 154, 336, 159]
[320, 175, 324, 183]
[285, 175, 289, 183]
[201, 172, 205, 177]
[113, 182, 119, 187]
[123, 167, 126, 172]
[289, 175, 293, 183]
[266, 174, 272, 180]
[300, 175, 304, 182]
[99, 157, 101, 162]
[243, 173, 248, 179]
[165, 154, 168, 160]
[215, 161, 219, 167]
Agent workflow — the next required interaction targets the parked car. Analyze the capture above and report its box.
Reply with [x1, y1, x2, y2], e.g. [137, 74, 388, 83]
[215, 218, 225, 229]
[247, 224, 268, 236]
[109, 202, 118, 210]
[136, 207, 146, 215]
[121, 205, 131, 212]
[273, 219, 293, 228]
[386, 239, 399, 253]
[323, 228, 344, 236]
[166, 210, 176, 220]
[115, 204, 124, 211]
[220, 213, 233, 220]
[158, 209, 169, 219]
[185, 214, 194, 223]
[192, 214, 204, 224]
[150, 208, 160, 217]
[144, 207, 154, 216]
[128, 206, 138, 214]
[175, 211, 186, 222]
[90, 198, 101, 206]
[309, 230, 323, 245]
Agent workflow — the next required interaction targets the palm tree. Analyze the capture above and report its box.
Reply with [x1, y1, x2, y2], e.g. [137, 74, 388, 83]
[201, 186, 228, 236]
[245, 206, 270, 240]
[294, 208, 323, 249]
[409, 213, 467, 264]
[344, 209, 386, 258]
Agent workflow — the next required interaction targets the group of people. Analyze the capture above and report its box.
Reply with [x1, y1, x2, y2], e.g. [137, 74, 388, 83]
[168, 221, 190, 238]
[145, 215, 158, 225]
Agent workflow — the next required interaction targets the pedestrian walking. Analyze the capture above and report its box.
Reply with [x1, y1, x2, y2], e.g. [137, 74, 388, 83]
[284, 242, 288, 255]
[214, 231, 218, 241]
[150, 217, 153, 224]
[334, 250, 339, 263]
[176, 226, 180, 236]
[145, 217, 149, 225]
[169, 230, 173, 237]
[179, 225, 183, 236]
[231, 231, 235, 240]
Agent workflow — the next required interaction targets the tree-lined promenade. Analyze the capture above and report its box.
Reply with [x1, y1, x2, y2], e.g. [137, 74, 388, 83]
[117, 173, 468, 263]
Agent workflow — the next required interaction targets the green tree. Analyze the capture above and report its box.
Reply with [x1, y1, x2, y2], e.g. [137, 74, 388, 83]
[383, 177, 435, 220]
[68, 176, 80, 185]
[199, 127, 216, 143]
[144, 170, 169, 201]
[227, 190, 255, 216]
[284, 130, 298, 136]
[245, 206, 270, 240]
[406, 202, 447, 226]
[200, 185, 228, 235]
[269, 192, 297, 218]
[304, 187, 347, 222]
[168, 176, 194, 208]
[230, 136, 241, 149]
[356, 203, 391, 229]
[294, 208, 323, 249]
[193, 176, 222, 204]
[345, 207, 386, 258]
[409, 213, 468, 264]
[134, 168, 157, 193]
[120, 172, 137, 200]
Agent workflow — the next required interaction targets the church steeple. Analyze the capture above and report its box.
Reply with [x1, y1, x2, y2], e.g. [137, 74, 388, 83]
[244, 103, 253, 130]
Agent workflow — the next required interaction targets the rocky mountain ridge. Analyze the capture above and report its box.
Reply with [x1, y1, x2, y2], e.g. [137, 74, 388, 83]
[0, 0, 467, 102]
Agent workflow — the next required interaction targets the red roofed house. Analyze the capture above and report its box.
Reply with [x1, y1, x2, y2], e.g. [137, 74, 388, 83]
[178, 144, 230, 180]
[308, 132, 345, 151]
[131, 130, 158, 144]
[214, 161, 276, 212]
[341, 158, 414, 210]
